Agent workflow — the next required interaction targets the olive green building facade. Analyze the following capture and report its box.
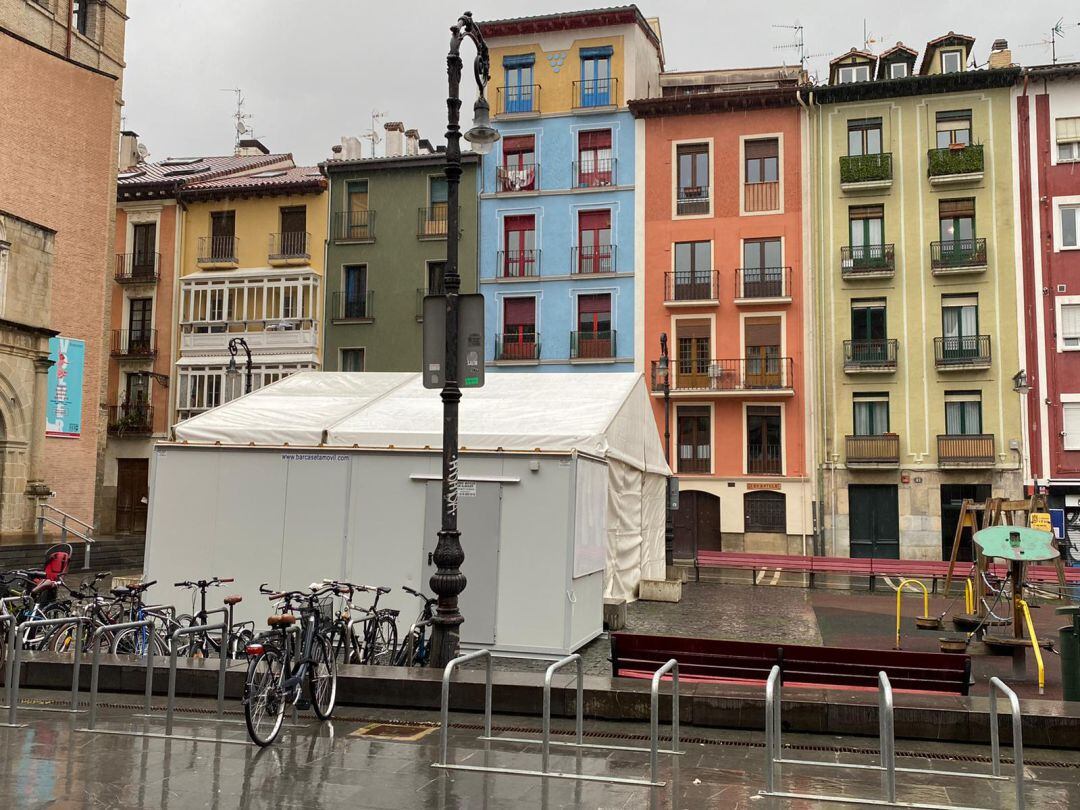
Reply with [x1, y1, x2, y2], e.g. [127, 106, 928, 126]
[805, 36, 1024, 560]
[320, 134, 478, 372]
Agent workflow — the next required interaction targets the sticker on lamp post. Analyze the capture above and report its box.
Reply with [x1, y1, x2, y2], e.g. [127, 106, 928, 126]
[422, 293, 485, 390]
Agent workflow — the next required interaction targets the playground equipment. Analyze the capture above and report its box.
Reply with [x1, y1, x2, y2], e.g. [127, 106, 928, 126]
[894, 579, 940, 650]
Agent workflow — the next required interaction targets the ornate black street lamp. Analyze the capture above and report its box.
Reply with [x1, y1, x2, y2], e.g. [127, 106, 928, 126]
[658, 333, 674, 566]
[226, 336, 253, 399]
[428, 11, 500, 668]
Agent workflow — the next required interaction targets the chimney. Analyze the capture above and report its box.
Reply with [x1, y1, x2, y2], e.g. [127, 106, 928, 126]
[235, 138, 271, 156]
[405, 128, 420, 156]
[340, 136, 363, 160]
[119, 130, 141, 170]
[988, 39, 1012, 69]
[418, 138, 435, 155]
[384, 121, 405, 157]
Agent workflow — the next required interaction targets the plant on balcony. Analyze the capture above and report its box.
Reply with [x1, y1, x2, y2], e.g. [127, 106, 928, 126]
[840, 153, 892, 184]
[928, 144, 984, 177]
[112, 411, 148, 435]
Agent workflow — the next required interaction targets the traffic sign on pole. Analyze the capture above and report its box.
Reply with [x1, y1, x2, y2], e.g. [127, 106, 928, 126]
[422, 294, 485, 390]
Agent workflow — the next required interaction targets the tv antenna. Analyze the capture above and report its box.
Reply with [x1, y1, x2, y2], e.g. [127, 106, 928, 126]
[361, 110, 387, 158]
[863, 19, 885, 51]
[772, 23, 807, 68]
[220, 88, 253, 149]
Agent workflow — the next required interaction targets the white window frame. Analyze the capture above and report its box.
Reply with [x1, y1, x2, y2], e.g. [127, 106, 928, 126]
[838, 64, 870, 84]
[1056, 295, 1080, 352]
[670, 137, 714, 220]
[889, 62, 908, 79]
[940, 49, 963, 74]
[1062, 395, 1080, 451]
[339, 347, 366, 372]
[738, 132, 785, 217]
[1054, 196, 1080, 252]
[673, 401, 714, 476]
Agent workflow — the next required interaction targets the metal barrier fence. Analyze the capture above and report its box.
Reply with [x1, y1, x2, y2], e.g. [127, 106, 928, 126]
[2, 616, 89, 728]
[761, 665, 1025, 809]
[437, 650, 682, 787]
[86, 619, 155, 729]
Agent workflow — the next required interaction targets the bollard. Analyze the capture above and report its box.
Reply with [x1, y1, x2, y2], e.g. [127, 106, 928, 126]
[541, 654, 583, 774]
[87, 619, 155, 730]
[989, 677, 1025, 810]
[438, 649, 493, 767]
[3, 616, 90, 727]
[878, 671, 896, 804]
[167, 622, 227, 736]
[650, 659, 679, 786]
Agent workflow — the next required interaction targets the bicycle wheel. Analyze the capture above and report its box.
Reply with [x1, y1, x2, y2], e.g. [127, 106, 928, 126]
[112, 626, 168, 657]
[363, 614, 398, 666]
[243, 647, 286, 747]
[46, 621, 107, 656]
[307, 635, 336, 720]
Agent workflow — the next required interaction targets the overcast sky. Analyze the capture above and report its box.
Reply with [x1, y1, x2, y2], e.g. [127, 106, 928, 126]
[123, 1, 1079, 166]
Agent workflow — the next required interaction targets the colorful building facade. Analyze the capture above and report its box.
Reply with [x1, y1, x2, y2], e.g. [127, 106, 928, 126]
[476, 7, 663, 372]
[631, 67, 814, 555]
[806, 36, 1023, 560]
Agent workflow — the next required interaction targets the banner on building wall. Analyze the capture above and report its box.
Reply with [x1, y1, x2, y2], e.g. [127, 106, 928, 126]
[46, 336, 84, 439]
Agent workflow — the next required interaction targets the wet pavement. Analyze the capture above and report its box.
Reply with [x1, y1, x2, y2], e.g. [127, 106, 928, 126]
[1, 689, 1079, 808]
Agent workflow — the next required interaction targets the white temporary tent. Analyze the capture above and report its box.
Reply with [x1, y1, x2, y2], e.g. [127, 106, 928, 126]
[148, 371, 669, 656]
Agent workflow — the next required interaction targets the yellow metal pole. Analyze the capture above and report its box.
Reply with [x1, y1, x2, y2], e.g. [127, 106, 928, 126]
[1017, 598, 1044, 695]
[895, 579, 930, 650]
[964, 578, 974, 615]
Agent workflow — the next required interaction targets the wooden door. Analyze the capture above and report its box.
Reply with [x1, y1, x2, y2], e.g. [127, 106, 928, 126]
[849, 484, 899, 559]
[115, 458, 149, 534]
[673, 490, 721, 560]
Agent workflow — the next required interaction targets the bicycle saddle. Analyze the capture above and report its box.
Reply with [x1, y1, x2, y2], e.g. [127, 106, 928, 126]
[267, 614, 296, 627]
[31, 579, 59, 593]
[223, 595, 243, 605]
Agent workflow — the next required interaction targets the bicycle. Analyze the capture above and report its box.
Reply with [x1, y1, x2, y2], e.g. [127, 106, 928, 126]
[393, 586, 436, 667]
[322, 580, 398, 666]
[242, 582, 341, 746]
[173, 577, 253, 659]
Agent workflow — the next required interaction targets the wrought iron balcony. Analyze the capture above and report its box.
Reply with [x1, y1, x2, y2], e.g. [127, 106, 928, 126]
[196, 236, 238, 266]
[333, 210, 375, 242]
[571, 244, 615, 275]
[573, 158, 617, 188]
[930, 238, 987, 272]
[927, 144, 984, 179]
[677, 449, 711, 474]
[843, 339, 898, 371]
[937, 434, 995, 467]
[934, 335, 991, 369]
[331, 290, 373, 321]
[268, 231, 310, 263]
[735, 267, 791, 301]
[650, 357, 795, 394]
[115, 252, 160, 283]
[107, 403, 154, 436]
[841, 244, 895, 278]
[676, 185, 709, 216]
[417, 206, 451, 239]
[839, 152, 893, 186]
[572, 77, 618, 109]
[846, 434, 900, 466]
[497, 249, 540, 279]
[495, 332, 540, 362]
[570, 330, 616, 360]
[747, 447, 782, 475]
[496, 163, 539, 193]
[664, 271, 718, 303]
[496, 84, 541, 116]
[111, 329, 157, 359]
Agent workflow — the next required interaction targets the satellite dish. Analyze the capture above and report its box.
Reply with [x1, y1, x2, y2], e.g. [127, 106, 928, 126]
[136, 143, 150, 160]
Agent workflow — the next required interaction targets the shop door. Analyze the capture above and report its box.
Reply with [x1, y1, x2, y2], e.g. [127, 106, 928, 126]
[849, 484, 899, 559]
[672, 490, 721, 559]
[115, 458, 149, 534]
[940, 484, 991, 561]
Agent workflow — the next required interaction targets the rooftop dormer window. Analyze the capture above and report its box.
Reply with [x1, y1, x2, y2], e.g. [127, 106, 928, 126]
[837, 64, 871, 84]
[889, 62, 908, 79]
[941, 49, 964, 73]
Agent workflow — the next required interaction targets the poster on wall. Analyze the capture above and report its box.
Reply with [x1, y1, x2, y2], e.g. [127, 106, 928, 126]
[46, 336, 84, 438]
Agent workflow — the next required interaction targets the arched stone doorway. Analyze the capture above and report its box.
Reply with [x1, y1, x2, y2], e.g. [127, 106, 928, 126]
[673, 489, 721, 560]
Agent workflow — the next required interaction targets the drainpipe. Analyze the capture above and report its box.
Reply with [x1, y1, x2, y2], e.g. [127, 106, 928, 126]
[66, 0, 75, 57]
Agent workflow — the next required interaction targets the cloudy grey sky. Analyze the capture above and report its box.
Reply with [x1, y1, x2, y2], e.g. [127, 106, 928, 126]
[123, 1, 1079, 166]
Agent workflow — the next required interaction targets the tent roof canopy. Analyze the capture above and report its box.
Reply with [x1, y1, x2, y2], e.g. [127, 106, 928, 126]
[174, 372, 671, 475]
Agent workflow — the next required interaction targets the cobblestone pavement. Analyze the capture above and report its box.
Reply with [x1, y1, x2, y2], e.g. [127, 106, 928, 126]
[2, 691, 1078, 808]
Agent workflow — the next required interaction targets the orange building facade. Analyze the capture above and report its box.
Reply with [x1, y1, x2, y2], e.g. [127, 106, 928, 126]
[631, 68, 814, 555]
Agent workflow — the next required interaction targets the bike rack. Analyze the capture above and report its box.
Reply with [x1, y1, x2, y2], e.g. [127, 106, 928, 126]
[84, 619, 156, 730]
[760, 665, 1025, 809]
[439, 651, 680, 787]
[1, 612, 16, 711]
[1, 615, 89, 728]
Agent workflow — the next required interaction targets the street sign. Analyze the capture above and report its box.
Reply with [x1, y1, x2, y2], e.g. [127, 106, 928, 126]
[1050, 508, 1066, 541]
[1030, 511, 1053, 534]
[422, 293, 485, 390]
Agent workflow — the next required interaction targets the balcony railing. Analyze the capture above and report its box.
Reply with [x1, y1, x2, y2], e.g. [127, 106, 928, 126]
[676, 186, 710, 216]
[573, 158, 617, 188]
[496, 163, 538, 192]
[197, 236, 238, 265]
[744, 181, 780, 213]
[111, 329, 157, 358]
[268, 231, 310, 262]
[927, 144, 984, 178]
[107, 403, 154, 436]
[934, 335, 991, 368]
[677, 449, 711, 474]
[665, 271, 718, 303]
[178, 320, 318, 352]
[115, 252, 160, 283]
[747, 447, 782, 476]
[333, 210, 375, 242]
[497, 249, 540, 279]
[930, 238, 987, 271]
[735, 267, 790, 300]
[495, 332, 540, 361]
[937, 434, 995, 466]
[496, 84, 541, 115]
[570, 330, 616, 360]
[839, 152, 893, 185]
[331, 290, 373, 321]
[843, 339, 898, 370]
[841, 244, 895, 277]
[572, 244, 615, 275]
[650, 357, 794, 393]
[417, 206, 450, 238]
[573, 77, 618, 109]
[846, 434, 900, 465]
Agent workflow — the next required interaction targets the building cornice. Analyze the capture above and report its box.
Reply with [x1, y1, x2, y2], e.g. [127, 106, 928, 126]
[801, 67, 1020, 104]
[629, 86, 800, 118]
[319, 153, 479, 174]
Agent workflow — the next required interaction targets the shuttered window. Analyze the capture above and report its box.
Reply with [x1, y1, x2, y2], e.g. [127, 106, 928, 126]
[1063, 403, 1080, 451]
[1060, 303, 1080, 348]
[1057, 117, 1080, 143]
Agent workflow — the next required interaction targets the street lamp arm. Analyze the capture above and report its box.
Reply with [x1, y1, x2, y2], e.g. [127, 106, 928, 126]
[449, 12, 491, 91]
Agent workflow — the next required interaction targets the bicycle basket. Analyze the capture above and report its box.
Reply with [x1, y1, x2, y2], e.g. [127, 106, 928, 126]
[317, 596, 334, 625]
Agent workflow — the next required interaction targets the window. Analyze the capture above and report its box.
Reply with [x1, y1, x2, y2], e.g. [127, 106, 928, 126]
[503, 55, 535, 113]
[426, 261, 446, 295]
[941, 49, 963, 74]
[938, 198, 976, 264]
[745, 138, 779, 183]
[744, 491, 786, 532]
[889, 62, 909, 79]
[278, 206, 307, 256]
[502, 215, 536, 277]
[945, 392, 982, 435]
[746, 405, 782, 475]
[575, 294, 613, 359]
[676, 320, 710, 388]
[427, 176, 449, 235]
[128, 298, 153, 353]
[676, 143, 710, 214]
[941, 295, 980, 360]
[1060, 303, 1080, 349]
[125, 372, 149, 406]
[853, 393, 889, 435]
[500, 297, 537, 360]
[741, 238, 783, 297]
[343, 180, 370, 239]
[673, 242, 712, 300]
[341, 349, 365, 373]
[1062, 205, 1079, 249]
[936, 110, 972, 148]
[131, 222, 156, 277]
[209, 211, 235, 260]
[342, 265, 368, 319]
[500, 136, 536, 192]
[579, 47, 613, 107]
[847, 118, 883, 156]
[577, 130, 613, 187]
[677, 406, 710, 473]
[744, 317, 782, 387]
[577, 210, 612, 273]
[849, 205, 885, 266]
[72, 0, 89, 35]
[1058, 117, 1080, 162]
[837, 64, 871, 84]
[851, 299, 887, 344]
[1063, 403, 1080, 450]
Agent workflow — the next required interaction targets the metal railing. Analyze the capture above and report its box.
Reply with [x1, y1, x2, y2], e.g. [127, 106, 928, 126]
[496, 84, 541, 115]
[268, 231, 310, 261]
[573, 77, 618, 108]
[436, 649, 492, 769]
[746, 448, 782, 476]
[744, 181, 780, 213]
[664, 270, 717, 302]
[937, 434, 995, 465]
[676, 186, 710, 215]
[111, 328, 157, 358]
[115, 252, 160, 283]
[934, 334, 991, 366]
[331, 290, 373, 321]
[846, 434, 901, 465]
[573, 158, 617, 188]
[736, 266, 790, 299]
[839, 152, 893, 184]
[931, 238, 987, 269]
[86, 619, 156, 729]
[497, 248, 540, 278]
[677, 449, 710, 474]
[196, 236, 238, 264]
[417, 206, 450, 238]
[571, 244, 615, 274]
[844, 339, 898, 369]
[496, 163, 538, 192]
[570, 330, 615, 360]
[333, 210, 375, 242]
[841, 244, 895, 276]
[495, 333, 540, 361]
[3, 616, 90, 728]
[36, 503, 94, 569]
[107, 403, 154, 436]
[650, 357, 795, 392]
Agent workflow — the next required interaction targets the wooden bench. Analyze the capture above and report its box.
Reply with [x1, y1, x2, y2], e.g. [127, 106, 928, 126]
[611, 632, 972, 696]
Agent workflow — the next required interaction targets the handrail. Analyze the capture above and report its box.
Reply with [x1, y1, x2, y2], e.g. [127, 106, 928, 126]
[439, 649, 493, 767]
[37, 502, 95, 569]
[1017, 599, 1044, 695]
[965, 578, 975, 614]
[40, 502, 93, 532]
[989, 677, 1025, 809]
[542, 654, 583, 773]
[650, 658, 680, 785]
[894, 579, 930, 650]
[87, 619, 155, 729]
[878, 671, 896, 803]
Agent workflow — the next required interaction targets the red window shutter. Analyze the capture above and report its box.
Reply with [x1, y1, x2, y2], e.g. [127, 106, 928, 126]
[579, 129, 612, 150]
[577, 294, 610, 316]
[503, 135, 534, 155]
[504, 297, 535, 327]
[578, 210, 610, 231]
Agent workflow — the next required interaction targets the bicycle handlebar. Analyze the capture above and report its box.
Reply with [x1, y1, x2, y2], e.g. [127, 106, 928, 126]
[174, 577, 234, 589]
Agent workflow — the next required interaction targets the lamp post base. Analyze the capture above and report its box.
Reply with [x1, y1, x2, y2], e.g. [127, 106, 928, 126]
[428, 621, 463, 668]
